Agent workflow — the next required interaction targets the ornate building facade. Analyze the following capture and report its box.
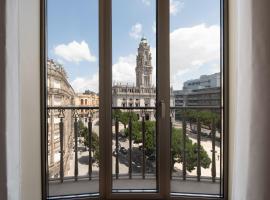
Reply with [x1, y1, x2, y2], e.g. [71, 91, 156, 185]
[75, 90, 99, 124]
[47, 59, 75, 177]
[112, 37, 156, 120]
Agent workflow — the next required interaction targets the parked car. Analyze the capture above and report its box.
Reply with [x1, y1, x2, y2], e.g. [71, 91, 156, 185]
[147, 154, 156, 161]
[120, 147, 128, 155]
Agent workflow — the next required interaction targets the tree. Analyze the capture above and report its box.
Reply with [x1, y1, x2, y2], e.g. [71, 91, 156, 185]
[78, 122, 100, 166]
[171, 127, 211, 172]
[112, 110, 138, 129]
[125, 120, 211, 172]
[121, 112, 138, 129]
[183, 110, 221, 133]
[78, 119, 85, 137]
[126, 121, 156, 155]
[112, 109, 122, 120]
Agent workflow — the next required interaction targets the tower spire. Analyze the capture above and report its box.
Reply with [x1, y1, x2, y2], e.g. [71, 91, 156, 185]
[135, 36, 153, 87]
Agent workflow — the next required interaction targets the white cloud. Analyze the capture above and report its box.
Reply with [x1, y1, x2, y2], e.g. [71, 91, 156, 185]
[113, 54, 137, 84]
[170, 24, 220, 89]
[112, 24, 220, 90]
[54, 40, 96, 63]
[170, 0, 184, 16]
[129, 23, 143, 39]
[142, 0, 151, 6]
[71, 73, 99, 93]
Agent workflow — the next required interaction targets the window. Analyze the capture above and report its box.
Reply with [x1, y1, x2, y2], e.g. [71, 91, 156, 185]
[42, 0, 228, 199]
[53, 79, 61, 89]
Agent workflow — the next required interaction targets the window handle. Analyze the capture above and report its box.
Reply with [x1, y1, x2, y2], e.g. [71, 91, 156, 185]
[160, 100, 165, 119]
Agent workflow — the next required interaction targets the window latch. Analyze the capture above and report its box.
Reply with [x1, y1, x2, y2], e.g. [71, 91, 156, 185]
[159, 100, 165, 119]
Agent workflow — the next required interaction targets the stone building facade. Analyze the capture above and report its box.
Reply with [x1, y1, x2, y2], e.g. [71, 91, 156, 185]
[75, 90, 99, 124]
[75, 90, 99, 108]
[112, 37, 157, 120]
[47, 59, 75, 177]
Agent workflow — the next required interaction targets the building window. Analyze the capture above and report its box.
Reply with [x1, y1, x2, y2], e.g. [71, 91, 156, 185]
[53, 79, 61, 89]
[42, 0, 227, 199]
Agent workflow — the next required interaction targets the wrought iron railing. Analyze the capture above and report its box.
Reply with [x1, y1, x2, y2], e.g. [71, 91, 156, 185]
[47, 106, 99, 183]
[112, 107, 157, 180]
[47, 106, 221, 184]
[170, 106, 221, 183]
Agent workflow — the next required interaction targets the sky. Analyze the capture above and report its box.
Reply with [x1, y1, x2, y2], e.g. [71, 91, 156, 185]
[47, 0, 221, 93]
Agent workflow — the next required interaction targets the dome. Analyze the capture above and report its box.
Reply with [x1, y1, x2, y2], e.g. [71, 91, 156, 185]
[141, 36, 148, 43]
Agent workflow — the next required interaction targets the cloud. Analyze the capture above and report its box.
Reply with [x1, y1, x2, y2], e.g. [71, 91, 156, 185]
[129, 23, 143, 39]
[112, 24, 220, 90]
[142, 0, 151, 6]
[170, 24, 220, 89]
[71, 73, 99, 93]
[113, 54, 137, 84]
[54, 40, 96, 63]
[170, 0, 184, 16]
[112, 46, 157, 86]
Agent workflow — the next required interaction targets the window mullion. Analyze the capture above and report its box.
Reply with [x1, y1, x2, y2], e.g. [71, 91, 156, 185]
[99, 0, 112, 198]
[157, 0, 171, 198]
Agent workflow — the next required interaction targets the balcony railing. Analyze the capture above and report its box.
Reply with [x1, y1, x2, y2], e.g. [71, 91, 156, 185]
[170, 106, 221, 184]
[47, 106, 99, 183]
[47, 106, 222, 196]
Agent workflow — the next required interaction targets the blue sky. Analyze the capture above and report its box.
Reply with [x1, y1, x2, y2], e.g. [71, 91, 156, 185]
[47, 0, 220, 92]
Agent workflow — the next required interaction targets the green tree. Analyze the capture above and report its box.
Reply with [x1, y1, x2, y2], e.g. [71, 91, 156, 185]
[78, 119, 85, 137]
[112, 109, 122, 120]
[171, 127, 211, 172]
[122, 112, 138, 129]
[184, 110, 220, 133]
[126, 121, 156, 155]
[78, 123, 100, 166]
[125, 120, 211, 172]
[113, 110, 138, 129]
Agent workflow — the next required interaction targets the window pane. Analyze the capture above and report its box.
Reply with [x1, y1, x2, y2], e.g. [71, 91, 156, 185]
[170, 0, 223, 196]
[112, 0, 157, 192]
[46, 0, 99, 197]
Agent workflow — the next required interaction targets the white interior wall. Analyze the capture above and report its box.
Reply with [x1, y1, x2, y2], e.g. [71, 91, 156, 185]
[6, 0, 21, 199]
[19, 0, 41, 199]
[6, 0, 41, 199]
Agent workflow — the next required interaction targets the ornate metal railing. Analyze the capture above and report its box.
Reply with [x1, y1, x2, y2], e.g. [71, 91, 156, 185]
[112, 107, 157, 180]
[47, 106, 221, 184]
[170, 106, 221, 183]
[47, 106, 99, 183]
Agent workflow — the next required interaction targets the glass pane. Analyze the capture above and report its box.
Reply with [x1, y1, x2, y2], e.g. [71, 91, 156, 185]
[46, 0, 99, 197]
[112, 0, 157, 192]
[170, 0, 223, 196]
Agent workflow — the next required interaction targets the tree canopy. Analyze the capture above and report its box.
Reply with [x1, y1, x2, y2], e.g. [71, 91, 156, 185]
[79, 123, 100, 165]
[125, 120, 211, 172]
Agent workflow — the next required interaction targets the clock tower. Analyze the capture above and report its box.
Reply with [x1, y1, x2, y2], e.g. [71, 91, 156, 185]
[135, 37, 153, 88]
